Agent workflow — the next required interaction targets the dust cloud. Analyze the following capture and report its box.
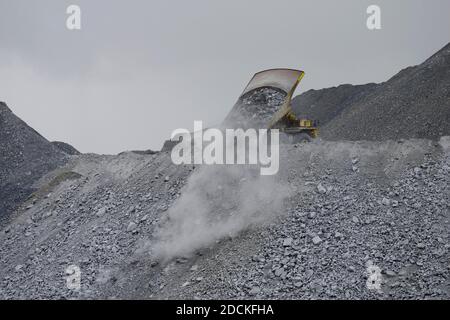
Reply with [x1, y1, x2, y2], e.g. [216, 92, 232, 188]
[152, 164, 291, 261]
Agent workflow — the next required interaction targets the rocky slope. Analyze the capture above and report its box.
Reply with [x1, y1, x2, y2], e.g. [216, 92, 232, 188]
[292, 83, 378, 126]
[51, 141, 80, 156]
[0, 137, 448, 299]
[0, 102, 67, 224]
[0, 43, 449, 300]
[292, 42, 450, 141]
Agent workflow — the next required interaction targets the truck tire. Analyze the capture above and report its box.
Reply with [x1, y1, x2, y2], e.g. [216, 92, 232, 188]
[293, 133, 312, 143]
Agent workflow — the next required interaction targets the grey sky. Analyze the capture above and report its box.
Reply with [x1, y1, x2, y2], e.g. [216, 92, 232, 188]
[1, 0, 449, 154]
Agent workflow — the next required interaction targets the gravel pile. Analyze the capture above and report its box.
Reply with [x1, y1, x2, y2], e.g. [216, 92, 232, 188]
[51, 141, 80, 156]
[292, 83, 377, 125]
[223, 140, 449, 299]
[0, 137, 448, 299]
[292, 42, 450, 141]
[0, 152, 191, 299]
[0, 44, 449, 300]
[0, 102, 67, 224]
[152, 138, 449, 300]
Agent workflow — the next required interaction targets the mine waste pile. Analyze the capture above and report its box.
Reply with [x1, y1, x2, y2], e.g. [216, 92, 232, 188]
[0, 43, 449, 299]
[292, 42, 450, 141]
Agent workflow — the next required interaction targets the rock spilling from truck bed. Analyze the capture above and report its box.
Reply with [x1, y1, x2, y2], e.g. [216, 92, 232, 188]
[292, 42, 450, 141]
[222, 87, 287, 129]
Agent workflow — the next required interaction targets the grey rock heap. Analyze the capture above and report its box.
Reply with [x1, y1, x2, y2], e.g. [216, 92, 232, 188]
[0, 43, 449, 300]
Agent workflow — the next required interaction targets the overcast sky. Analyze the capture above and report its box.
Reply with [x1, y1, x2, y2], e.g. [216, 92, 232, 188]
[0, 0, 449, 154]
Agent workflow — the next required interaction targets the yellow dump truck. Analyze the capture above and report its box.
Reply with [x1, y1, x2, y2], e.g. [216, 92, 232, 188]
[227, 68, 318, 143]
[162, 68, 318, 152]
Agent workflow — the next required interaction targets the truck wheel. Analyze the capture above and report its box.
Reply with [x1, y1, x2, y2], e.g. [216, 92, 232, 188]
[293, 133, 312, 143]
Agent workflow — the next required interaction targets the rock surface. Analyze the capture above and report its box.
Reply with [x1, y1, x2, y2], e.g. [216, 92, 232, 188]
[51, 141, 80, 156]
[292, 42, 450, 141]
[0, 137, 448, 299]
[0, 102, 68, 223]
[0, 44, 449, 300]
